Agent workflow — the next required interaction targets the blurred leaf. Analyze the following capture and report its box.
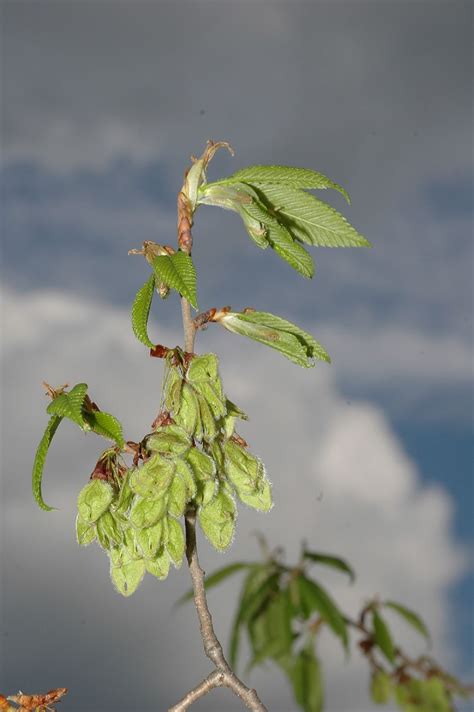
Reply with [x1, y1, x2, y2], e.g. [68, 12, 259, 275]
[370, 670, 393, 704]
[290, 645, 323, 712]
[298, 576, 348, 651]
[131, 274, 155, 347]
[32, 415, 63, 511]
[384, 601, 431, 643]
[303, 550, 355, 583]
[372, 609, 396, 664]
[247, 589, 294, 670]
[152, 252, 198, 309]
[229, 566, 277, 668]
[217, 164, 351, 203]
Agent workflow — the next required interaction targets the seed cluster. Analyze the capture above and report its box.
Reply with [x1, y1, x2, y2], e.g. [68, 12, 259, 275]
[75, 353, 272, 596]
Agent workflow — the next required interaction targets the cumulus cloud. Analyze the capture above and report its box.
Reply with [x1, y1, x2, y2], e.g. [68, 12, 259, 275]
[1, 287, 467, 710]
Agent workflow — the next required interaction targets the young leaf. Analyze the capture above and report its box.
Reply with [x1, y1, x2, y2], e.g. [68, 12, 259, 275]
[253, 185, 370, 248]
[372, 609, 396, 664]
[177, 562, 253, 605]
[152, 252, 198, 309]
[384, 600, 431, 642]
[241, 196, 314, 277]
[46, 383, 89, 429]
[303, 551, 355, 583]
[32, 415, 63, 511]
[129, 495, 168, 529]
[290, 645, 324, 712]
[166, 516, 185, 567]
[84, 411, 125, 448]
[216, 164, 350, 203]
[75, 514, 97, 546]
[131, 274, 155, 348]
[145, 548, 171, 580]
[247, 590, 293, 669]
[216, 310, 330, 367]
[298, 576, 348, 651]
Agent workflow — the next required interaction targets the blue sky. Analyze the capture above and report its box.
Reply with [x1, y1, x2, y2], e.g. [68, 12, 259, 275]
[1, 2, 472, 710]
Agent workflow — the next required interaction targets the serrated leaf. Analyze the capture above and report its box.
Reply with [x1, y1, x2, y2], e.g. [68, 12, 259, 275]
[84, 410, 125, 447]
[290, 646, 323, 712]
[253, 185, 370, 248]
[372, 609, 396, 664]
[131, 274, 155, 347]
[242, 197, 314, 277]
[238, 311, 330, 363]
[32, 414, 63, 511]
[178, 562, 253, 605]
[152, 252, 198, 309]
[218, 310, 329, 367]
[77, 480, 114, 524]
[298, 576, 348, 651]
[384, 601, 431, 642]
[46, 383, 88, 429]
[217, 164, 350, 203]
[110, 557, 145, 597]
[303, 550, 355, 583]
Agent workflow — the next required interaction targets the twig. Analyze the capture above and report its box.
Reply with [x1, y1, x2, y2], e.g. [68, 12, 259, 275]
[169, 187, 267, 709]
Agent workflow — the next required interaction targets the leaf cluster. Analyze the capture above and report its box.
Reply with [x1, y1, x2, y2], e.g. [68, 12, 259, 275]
[193, 544, 472, 712]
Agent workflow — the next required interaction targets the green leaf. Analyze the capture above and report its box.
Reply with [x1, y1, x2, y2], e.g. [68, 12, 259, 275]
[372, 609, 396, 664]
[96, 511, 123, 550]
[110, 556, 145, 597]
[242, 196, 314, 278]
[84, 411, 125, 448]
[217, 164, 351, 203]
[237, 479, 273, 512]
[298, 576, 348, 651]
[186, 353, 220, 383]
[290, 645, 323, 712]
[131, 274, 155, 348]
[247, 590, 293, 669]
[173, 384, 200, 437]
[46, 383, 88, 429]
[32, 415, 63, 511]
[177, 562, 253, 605]
[229, 565, 275, 668]
[384, 601, 431, 642]
[253, 185, 370, 248]
[152, 251, 198, 309]
[303, 551, 355, 583]
[77, 480, 114, 524]
[168, 474, 187, 517]
[217, 310, 330, 367]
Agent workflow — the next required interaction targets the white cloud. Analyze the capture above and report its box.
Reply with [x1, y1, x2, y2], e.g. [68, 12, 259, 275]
[1, 286, 468, 710]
